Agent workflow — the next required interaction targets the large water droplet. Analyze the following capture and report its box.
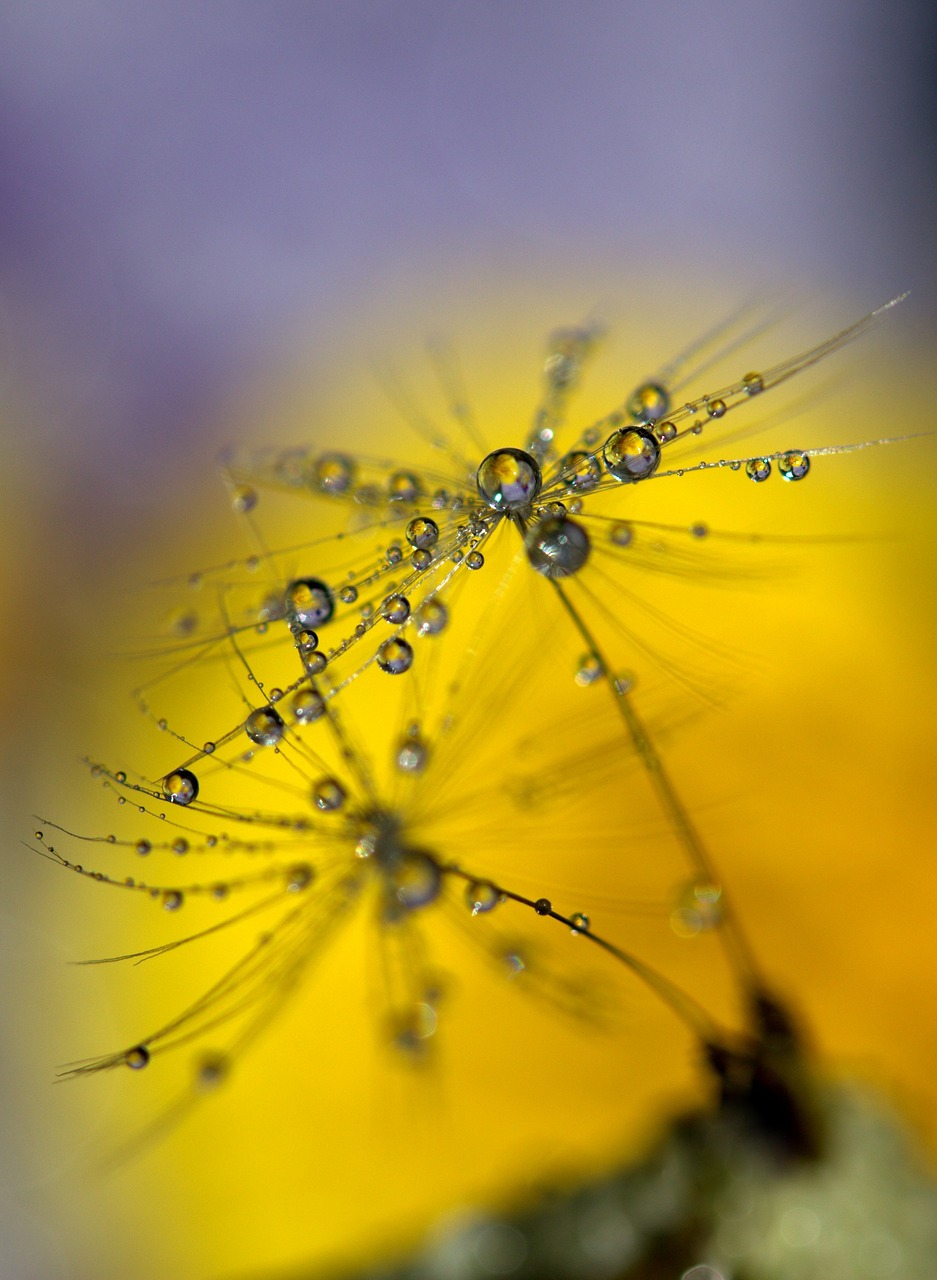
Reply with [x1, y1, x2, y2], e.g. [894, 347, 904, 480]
[525, 516, 590, 578]
[603, 427, 661, 482]
[245, 706, 286, 746]
[476, 448, 542, 511]
[285, 578, 334, 629]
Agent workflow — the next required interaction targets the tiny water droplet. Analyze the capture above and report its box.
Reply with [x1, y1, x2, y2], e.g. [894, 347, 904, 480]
[575, 654, 603, 686]
[245, 706, 286, 746]
[778, 450, 810, 481]
[162, 768, 199, 806]
[406, 517, 439, 550]
[124, 1046, 150, 1070]
[706, 398, 727, 419]
[377, 638, 414, 674]
[534, 897, 552, 915]
[569, 912, 590, 935]
[743, 371, 764, 395]
[232, 485, 258, 513]
[313, 778, 346, 812]
[465, 550, 484, 570]
[135, 839, 152, 856]
[465, 881, 500, 915]
[162, 890, 184, 912]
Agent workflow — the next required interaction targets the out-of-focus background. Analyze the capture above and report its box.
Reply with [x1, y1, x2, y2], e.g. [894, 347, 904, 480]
[2, 4, 936, 1279]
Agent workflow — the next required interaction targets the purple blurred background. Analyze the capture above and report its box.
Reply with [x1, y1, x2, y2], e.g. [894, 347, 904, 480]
[1, 3, 934, 1276]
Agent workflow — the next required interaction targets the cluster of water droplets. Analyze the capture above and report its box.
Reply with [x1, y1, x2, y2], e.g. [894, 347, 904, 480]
[40, 295, 905, 1150]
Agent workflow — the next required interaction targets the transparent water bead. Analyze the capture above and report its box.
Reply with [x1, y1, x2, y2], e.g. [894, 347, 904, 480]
[377, 638, 414, 674]
[393, 851, 442, 910]
[389, 471, 421, 502]
[746, 457, 772, 483]
[311, 452, 355, 495]
[285, 577, 334, 629]
[162, 768, 199, 806]
[569, 912, 590, 935]
[379, 595, 409, 625]
[291, 688, 325, 723]
[476, 448, 542, 511]
[313, 778, 346, 812]
[415, 598, 448, 637]
[231, 484, 258, 514]
[626, 381, 670, 423]
[397, 737, 429, 772]
[465, 880, 500, 915]
[670, 881, 724, 937]
[561, 450, 602, 492]
[603, 427, 661, 482]
[525, 516, 591, 578]
[245, 705, 286, 746]
[779, 451, 811, 481]
[406, 516, 439, 550]
[575, 653, 603, 686]
[124, 1045, 150, 1070]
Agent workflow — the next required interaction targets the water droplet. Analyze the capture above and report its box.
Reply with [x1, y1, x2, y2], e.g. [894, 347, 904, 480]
[406, 517, 439, 550]
[743, 371, 764, 395]
[285, 578, 334, 629]
[627, 381, 670, 423]
[778, 450, 811, 481]
[135, 839, 152, 856]
[746, 457, 772, 483]
[609, 521, 633, 547]
[393, 851, 442, 910]
[377, 638, 414, 674]
[339, 585, 358, 605]
[286, 863, 314, 892]
[162, 768, 199, 806]
[465, 881, 500, 915]
[534, 897, 552, 915]
[313, 778, 346, 812]
[381, 594, 410, 624]
[670, 881, 724, 937]
[397, 738, 429, 772]
[389, 471, 421, 502]
[312, 453, 355, 495]
[115, 771, 127, 784]
[162, 890, 184, 912]
[561, 450, 602, 492]
[415, 599, 448, 636]
[656, 420, 677, 442]
[525, 516, 590, 578]
[203, 741, 216, 754]
[302, 650, 327, 676]
[476, 448, 542, 511]
[196, 1052, 228, 1091]
[690, 522, 708, 538]
[503, 951, 526, 977]
[706, 398, 727, 419]
[292, 688, 326, 723]
[569, 912, 590, 935]
[602, 427, 661, 482]
[245, 706, 286, 746]
[575, 654, 603, 686]
[410, 548, 432, 571]
[232, 484, 258, 514]
[124, 1046, 150, 1070]
[728, 459, 741, 471]
[465, 550, 484, 570]
[172, 838, 189, 855]
[386, 543, 403, 565]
